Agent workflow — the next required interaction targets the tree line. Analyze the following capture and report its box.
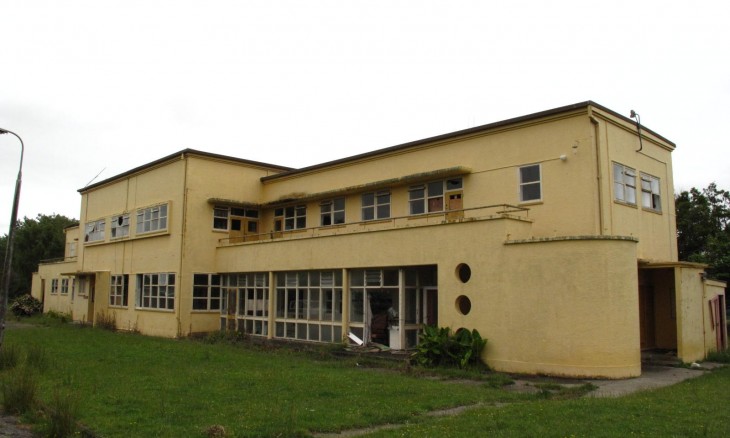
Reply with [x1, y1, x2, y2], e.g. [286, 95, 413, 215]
[0, 184, 728, 299]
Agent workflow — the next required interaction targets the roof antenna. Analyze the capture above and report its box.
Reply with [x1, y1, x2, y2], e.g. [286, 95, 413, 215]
[84, 168, 106, 188]
[629, 110, 643, 152]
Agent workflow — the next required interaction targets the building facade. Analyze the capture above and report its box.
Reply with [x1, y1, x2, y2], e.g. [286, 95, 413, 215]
[32, 102, 727, 378]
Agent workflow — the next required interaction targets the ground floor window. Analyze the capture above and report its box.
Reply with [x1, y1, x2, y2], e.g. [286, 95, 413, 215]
[110, 274, 129, 307]
[136, 273, 175, 310]
[221, 273, 269, 336]
[50, 279, 58, 294]
[275, 270, 343, 343]
[60, 278, 69, 295]
[193, 273, 221, 311]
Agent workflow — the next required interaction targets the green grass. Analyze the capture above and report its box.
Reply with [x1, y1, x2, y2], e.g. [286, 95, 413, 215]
[3, 319, 526, 437]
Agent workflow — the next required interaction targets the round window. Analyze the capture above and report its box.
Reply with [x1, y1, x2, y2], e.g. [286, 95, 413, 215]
[456, 295, 472, 315]
[456, 263, 471, 283]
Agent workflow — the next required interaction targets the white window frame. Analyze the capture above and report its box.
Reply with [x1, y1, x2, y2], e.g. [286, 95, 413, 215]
[213, 207, 229, 230]
[320, 198, 345, 226]
[60, 278, 69, 295]
[84, 219, 105, 243]
[136, 273, 175, 311]
[110, 274, 129, 307]
[613, 163, 637, 205]
[640, 173, 662, 212]
[362, 191, 391, 221]
[136, 204, 168, 235]
[51, 279, 58, 294]
[284, 205, 307, 230]
[193, 273, 222, 311]
[519, 164, 542, 202]
[111, 214, 130, 239]
[409, 178, 462, 215]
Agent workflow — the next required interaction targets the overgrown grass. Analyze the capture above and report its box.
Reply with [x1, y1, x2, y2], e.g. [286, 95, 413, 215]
[0, 342, 21, 370]
[706, 348, 730, 363]
[3, 321, 527, 437]
[1, 367, 38, 414]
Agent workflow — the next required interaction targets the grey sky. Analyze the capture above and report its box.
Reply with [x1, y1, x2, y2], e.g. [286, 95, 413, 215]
[1, 0, 729, 233]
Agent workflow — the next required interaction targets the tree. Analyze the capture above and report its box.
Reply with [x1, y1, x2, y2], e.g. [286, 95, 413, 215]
[0, 214, 77, 299]
[675, 183, 730, 283]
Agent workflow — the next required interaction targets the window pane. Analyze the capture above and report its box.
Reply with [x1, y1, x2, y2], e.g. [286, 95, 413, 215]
[362, 193, 374, 207]
[446, 178, 462, 190]
[521, 183, 541, 201]
[427, 181, 443, 196]
[520, 165, 540, 183]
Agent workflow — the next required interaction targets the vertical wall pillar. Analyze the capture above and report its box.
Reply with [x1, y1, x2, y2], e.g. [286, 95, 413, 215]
[341, 268, 349, 342]
[267, 271, 275, 340]
[398, 268, 406, 349]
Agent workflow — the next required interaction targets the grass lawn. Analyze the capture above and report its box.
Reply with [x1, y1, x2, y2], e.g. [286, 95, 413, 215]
[3, 317, 730, 437]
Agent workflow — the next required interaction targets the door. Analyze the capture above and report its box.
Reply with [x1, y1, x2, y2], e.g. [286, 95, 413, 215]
[710, 297, 727, 351]
[639, 285, 656, 349]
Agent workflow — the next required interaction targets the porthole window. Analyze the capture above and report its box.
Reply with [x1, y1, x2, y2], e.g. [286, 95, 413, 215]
[456, 263, 471, 283]
[456, 295, 471, 315]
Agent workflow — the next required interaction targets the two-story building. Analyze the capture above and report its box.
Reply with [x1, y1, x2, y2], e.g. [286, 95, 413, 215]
[33, 101, 727, 378]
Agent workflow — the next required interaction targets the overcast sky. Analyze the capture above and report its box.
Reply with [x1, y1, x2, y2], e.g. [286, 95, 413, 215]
[1, 1, 729, 233]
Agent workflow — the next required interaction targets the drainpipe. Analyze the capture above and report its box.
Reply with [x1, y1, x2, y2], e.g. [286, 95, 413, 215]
[590, 115, 605, 235]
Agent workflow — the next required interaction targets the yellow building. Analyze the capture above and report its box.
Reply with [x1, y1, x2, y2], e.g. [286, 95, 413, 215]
[32, 101, 727, 378]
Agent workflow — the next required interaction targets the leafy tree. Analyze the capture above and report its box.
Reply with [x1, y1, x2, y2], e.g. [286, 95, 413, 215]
[675, 183, 730, 283]
[0, 214, 77, 298]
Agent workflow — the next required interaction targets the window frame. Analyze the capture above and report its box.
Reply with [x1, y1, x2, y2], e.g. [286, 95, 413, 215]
[136, 203, 169, 235]
[409, 178, 462, 215]
[193, 273, 222, 312]
[135, 273, 175, 311]
[84, 218, 105, 243]
[613, 163, 637, 206]
[362, 191, 391, 221]
[60, 278, 69, 295]
[320, 198, 345, 227]
[519, 164, 542, 203]
[111, 214, 130, 239]
[110, 274, 129, 307]
[283, 205, 307, 230]
[50, 279, 58, 295]
[640, 172, 662, 212]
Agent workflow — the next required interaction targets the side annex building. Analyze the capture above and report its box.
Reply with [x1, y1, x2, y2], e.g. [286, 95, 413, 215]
[32, 101, 727, 378]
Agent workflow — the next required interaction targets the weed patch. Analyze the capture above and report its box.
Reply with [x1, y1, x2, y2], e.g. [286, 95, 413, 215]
[0, 343, 21, 371]
[1, 367, 38, 414]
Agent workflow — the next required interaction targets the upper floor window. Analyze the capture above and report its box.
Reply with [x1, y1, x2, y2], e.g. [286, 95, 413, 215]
[613, 163, 637, 205]
[640, 173, 661, 212]
[136, 272, 175, 310]
[519, 164, 541, 202]
[110, 274, 129, 307]
[320, 198, 345, 226]
[275, 205, 307, 231]
[111, 214, 130, 239]
[409, 178, 462, 215]
[362, 191, 390, 221]
[136, 204, 168, 234]
[213, 206, 259, 231]
[84, 219, 105, 243]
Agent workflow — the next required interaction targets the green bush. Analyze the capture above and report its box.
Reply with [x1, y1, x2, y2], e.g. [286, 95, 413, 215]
[10, 294, 42, 317]
[412, 326, 487, 369]
[1, 367, 38, 414]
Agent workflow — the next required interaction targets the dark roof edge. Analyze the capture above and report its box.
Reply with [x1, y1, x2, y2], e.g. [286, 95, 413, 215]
[79, 149, 293, 193]
[262, 101, 675, 182]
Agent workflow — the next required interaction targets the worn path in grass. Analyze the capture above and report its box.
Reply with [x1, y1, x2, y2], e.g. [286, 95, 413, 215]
[313, 362, 725, 437]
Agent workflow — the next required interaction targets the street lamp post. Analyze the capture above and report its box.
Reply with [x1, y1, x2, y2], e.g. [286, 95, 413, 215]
[0, 128, 24, 351]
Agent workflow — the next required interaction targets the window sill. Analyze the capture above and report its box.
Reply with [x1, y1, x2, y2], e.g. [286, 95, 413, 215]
[191, 310, 222, 314]
[641, 207, 663, 215]
[613, 200, 638, 209]
[518, 200, 543, 206]
[134, 307, 175, 313]
[360, 218, 391, 225]
[318, 224, 347, 230]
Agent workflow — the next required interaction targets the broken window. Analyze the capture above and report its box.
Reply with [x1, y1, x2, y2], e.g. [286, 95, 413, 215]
[221, 273, 268, 335]
[613, 163, 637, 205]
[111, 214, 130, 238]
[84, 219, 105, 243]
[320, 198, 345, 226]
[409, 178, 462, 215]
[640, 173, 661, 212]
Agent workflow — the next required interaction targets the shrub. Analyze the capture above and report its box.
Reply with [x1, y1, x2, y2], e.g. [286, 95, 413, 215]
[1, 368, 38, 414]
[0, 343, 21, 371]
[9, 294, 42, 317]
[706, 348, 730, 363]
[95, 310, 116, 331]
[412, 326, 487, 369]
[43, 388, 80, 438]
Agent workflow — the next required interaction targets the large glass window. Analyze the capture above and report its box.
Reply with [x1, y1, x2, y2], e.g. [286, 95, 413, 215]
[110, 274, 129, 307]
[136, 204, 168, 234]
[519, 164, 541, 202]
[613, 163, 637, 205]
[409, 178, 462, 215]
[640, 173, 661, 212]
[213, 206, 258, 231]
[283, 205, 306, 230]
[193, 273, 222, 311]
[362, 191, 390, 221]
[136, 273, 175, 310]
[221, 273, 269, 336]
[274, 271, 343, 343]
[84, 219, 105, 243]
[320, 198, 345, 226]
